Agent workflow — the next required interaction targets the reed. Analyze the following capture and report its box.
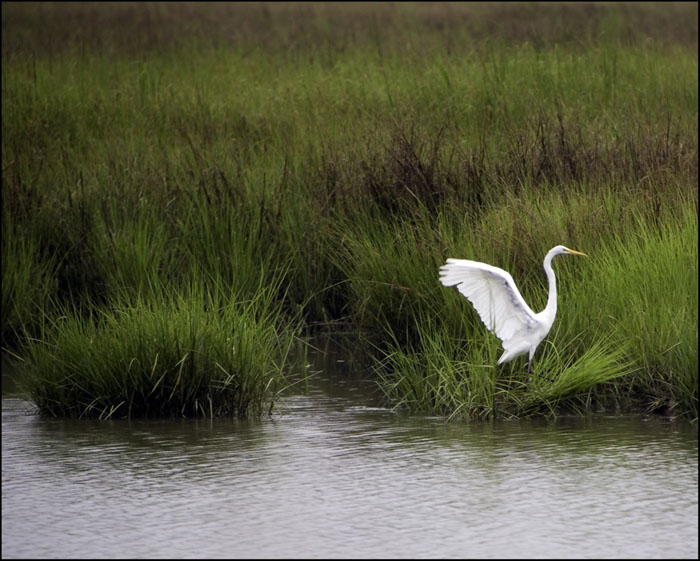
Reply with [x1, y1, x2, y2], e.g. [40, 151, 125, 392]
[19, 280, 299, 419]
[376, 318, 635, 420]
[571, 206, 699, 417]
[1, 217, 57, 348]
[369, 197, 696, 418]
[2, 2, 697, 418]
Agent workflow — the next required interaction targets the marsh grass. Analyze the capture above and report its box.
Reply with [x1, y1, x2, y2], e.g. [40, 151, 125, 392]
[1, 218, 57, 348]
[364, 195, 696, 418]
[572, 206, 699, 417]
[375, 299, 636, 420]
[20, 280, 298, 419]
[2, 2, 697, 418]
[374, 312, 502, 420]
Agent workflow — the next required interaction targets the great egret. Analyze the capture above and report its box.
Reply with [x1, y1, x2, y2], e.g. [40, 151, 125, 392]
[439, 245, 586, 373]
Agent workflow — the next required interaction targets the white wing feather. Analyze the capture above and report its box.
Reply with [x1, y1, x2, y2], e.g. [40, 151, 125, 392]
[439, 258, 538, 344]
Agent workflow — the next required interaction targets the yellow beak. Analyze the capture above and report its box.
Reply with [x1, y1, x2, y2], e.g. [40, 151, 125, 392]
[565, 248, 587, 256]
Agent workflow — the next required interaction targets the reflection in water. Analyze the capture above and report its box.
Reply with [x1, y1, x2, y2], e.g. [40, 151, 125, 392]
[2, 341, 698, 559]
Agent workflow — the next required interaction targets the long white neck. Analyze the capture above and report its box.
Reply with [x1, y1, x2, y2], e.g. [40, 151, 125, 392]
[541, 249, 559, 321]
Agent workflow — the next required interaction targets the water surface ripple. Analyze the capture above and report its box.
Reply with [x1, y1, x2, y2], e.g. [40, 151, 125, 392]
[2, 377, 698, 559]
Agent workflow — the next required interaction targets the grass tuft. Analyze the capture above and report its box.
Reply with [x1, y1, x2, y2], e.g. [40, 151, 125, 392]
[19, 282, 298, 419]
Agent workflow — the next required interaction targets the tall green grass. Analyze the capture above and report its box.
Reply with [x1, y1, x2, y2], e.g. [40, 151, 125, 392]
[377, 320, 635, 420]
[345, 188, 697, 419]
[2, 2, 697, 418]
[576, 206, 698, 417]
[20, 280, 298, 419]
[368, 197, 697, 419]
[1, 217, 57, 348]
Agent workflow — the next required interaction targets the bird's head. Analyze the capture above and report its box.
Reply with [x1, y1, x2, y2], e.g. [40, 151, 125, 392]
[550, 245, 587, 258]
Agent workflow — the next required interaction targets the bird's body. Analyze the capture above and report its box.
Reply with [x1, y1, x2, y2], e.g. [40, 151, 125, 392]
[439, 245, 586, 372]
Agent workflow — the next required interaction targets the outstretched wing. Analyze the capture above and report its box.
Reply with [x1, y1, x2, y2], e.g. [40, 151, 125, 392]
[439, 258, 537, 344]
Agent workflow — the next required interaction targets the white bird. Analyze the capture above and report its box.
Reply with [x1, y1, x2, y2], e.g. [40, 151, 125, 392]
[439, 245, 586, 373]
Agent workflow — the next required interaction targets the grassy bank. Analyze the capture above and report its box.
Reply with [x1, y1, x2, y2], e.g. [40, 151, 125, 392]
[2, 2, 697, 419]
[20, 280, 297, 419]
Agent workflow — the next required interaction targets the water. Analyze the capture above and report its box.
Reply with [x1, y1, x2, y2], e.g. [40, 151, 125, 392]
[2, 344, 698, 559]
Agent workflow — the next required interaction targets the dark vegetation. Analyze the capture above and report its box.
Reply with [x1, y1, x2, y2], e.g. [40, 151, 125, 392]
[2, 2, 697, 419]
